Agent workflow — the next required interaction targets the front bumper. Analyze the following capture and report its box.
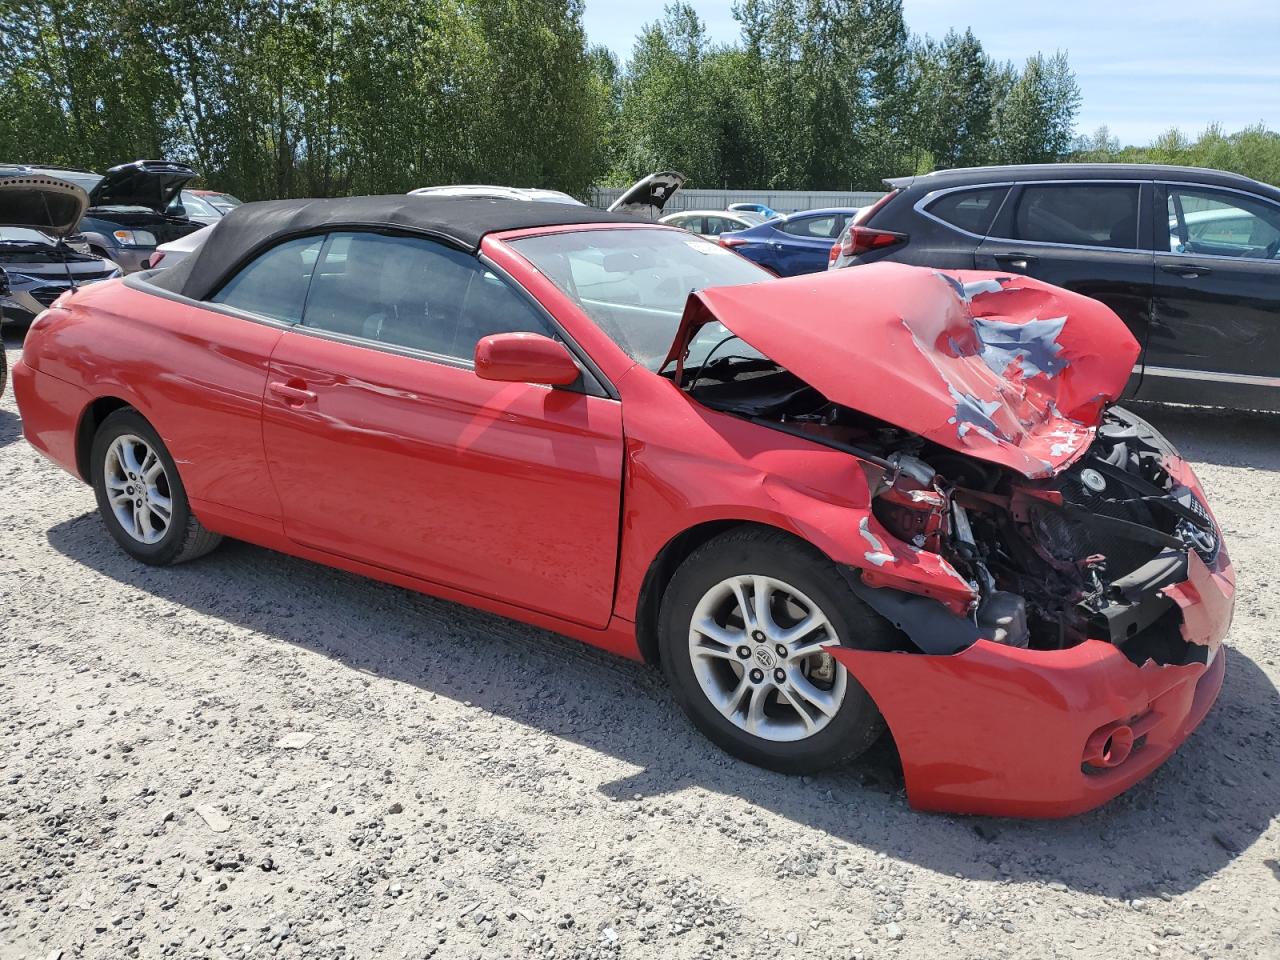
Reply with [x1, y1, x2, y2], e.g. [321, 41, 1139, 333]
[1, 287, 61, 324]
[110, 248, 154, 274]
[831, 547, 1233, 817]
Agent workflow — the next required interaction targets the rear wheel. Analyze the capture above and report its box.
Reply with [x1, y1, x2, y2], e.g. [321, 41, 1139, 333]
[659, 527, 899, 774]
[90, 409, 222, 565]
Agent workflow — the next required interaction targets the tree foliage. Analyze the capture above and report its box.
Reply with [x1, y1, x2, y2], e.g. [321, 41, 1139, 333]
[2, 0, 1271, 198]
[1071, 123, 1280, 187]
[0, 0, 607, 198]
[604, 2, 1083, 188]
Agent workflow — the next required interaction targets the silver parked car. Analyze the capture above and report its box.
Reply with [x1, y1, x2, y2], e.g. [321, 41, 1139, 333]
[659, 209, 765, 236]
[0, 173, 119, 326]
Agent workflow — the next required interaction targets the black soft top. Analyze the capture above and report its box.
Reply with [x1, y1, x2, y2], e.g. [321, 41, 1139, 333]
[161, 193, 641, 300]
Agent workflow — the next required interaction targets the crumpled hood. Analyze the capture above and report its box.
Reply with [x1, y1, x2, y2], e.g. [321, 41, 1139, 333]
[0, 172, 89, 238]
[676, 262, 1141, 478]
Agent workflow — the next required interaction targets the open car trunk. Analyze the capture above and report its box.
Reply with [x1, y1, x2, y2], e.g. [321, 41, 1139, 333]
[88, 160, 196, 213]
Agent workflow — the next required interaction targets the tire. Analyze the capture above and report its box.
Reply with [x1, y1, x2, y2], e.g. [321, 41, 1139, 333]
[90, 408, 222, 565]
[659, 526, 900, 774]
[0, 345, 7, 398]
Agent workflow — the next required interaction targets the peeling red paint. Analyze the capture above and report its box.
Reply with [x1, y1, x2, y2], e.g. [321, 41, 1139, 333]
[671, 262, 1141, 478]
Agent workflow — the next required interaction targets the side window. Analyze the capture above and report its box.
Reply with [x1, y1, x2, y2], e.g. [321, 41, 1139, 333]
[1012, 184, 1140, 249]
[926, 187, 1009, 235]
[209, 235, 324, 321]
[300, 231, 551, 360]
[1168, 187, 1280, 259]
[780, 215, 844, 239]
[455, 268, 556, 359]
[703, 216, 731, 235]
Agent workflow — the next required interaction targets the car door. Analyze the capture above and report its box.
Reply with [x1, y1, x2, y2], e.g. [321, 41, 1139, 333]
[260, 230, 625, 628]
[702, 215, 735, 237]
[975, 181, 1154, 396]
[677, 215, 706, 235]
[1141, 182, 1280, 408]
[774, 214, 849, 275]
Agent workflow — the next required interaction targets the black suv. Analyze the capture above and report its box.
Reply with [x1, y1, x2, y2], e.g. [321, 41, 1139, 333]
[831, 164, 1280, 411]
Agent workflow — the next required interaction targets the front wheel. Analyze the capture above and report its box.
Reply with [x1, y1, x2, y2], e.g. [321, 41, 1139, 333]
[659, 527, 900, 774]
[90, 408, 222, 565]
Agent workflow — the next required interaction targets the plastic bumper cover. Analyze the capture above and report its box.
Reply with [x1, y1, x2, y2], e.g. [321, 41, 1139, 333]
[830, 551, 1233, 818]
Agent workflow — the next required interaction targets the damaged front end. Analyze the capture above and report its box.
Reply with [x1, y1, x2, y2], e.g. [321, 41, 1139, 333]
[854, 404, 1230, 669]
[673, 263, 1234, 815]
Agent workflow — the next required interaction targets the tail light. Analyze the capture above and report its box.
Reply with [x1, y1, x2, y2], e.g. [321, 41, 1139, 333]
[835, 226, 907, 260]
[145, 252, 165, 269]
[718, 235, 749, 248]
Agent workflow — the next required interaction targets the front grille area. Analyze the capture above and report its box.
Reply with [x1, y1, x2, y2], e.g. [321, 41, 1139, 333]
[1178, 494, 1220, 565]
[30, 287, 65, 306]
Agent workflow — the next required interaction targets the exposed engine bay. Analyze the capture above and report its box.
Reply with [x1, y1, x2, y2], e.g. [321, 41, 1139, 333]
[684, 357, 1220, 667]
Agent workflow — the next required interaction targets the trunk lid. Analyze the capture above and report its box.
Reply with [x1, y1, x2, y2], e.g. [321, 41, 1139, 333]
[671, 262, 1140, 478]
[607, 171, 686, 219]
[88, 160, 196, 213]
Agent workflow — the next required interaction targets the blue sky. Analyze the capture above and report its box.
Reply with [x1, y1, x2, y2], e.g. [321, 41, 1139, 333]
[582, 0, 1279, 145]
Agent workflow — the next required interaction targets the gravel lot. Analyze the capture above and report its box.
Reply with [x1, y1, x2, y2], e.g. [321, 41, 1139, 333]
[2, 329, 1279, 960]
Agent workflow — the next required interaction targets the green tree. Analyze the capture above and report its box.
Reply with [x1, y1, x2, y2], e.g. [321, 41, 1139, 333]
[992, 52, 1081, 164]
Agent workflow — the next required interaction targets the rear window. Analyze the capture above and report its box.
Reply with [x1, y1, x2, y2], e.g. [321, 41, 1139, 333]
[779, 214, 847, 239]
[1011, 184, 1140, 250]
[209, 234, 324, 322]
[926, 187, 1009, 236]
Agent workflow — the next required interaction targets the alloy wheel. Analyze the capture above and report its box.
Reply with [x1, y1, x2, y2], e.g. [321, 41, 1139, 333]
[103, 434, 173, 544]
[687, 574, 848, 742]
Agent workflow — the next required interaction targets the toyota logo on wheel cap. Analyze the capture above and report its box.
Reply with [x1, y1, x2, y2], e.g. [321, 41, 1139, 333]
[755, 647, 776, 669]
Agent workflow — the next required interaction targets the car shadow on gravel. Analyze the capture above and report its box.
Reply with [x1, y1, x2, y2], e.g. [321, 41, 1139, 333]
[0, 408, 19, 448]
[1128, 402, 1280, 471]
[47, 513, 1280, 901]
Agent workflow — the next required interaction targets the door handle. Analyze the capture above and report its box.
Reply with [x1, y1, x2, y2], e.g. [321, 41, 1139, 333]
[994, 253, 1036, 271]
[268, 380, 318, 405]
[1159, 263, 1210, 278]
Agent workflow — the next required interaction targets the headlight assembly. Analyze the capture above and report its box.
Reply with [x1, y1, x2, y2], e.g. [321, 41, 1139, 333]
[112, 230, 158, 247]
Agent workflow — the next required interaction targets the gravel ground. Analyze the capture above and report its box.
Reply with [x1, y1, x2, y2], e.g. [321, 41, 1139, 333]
[2, 329, 1279, 960]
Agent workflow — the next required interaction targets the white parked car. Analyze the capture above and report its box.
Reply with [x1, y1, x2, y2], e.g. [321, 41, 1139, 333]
[659, 209, 766, 236]
[145, 223, 215, 270]
[410, 171, 686, 220]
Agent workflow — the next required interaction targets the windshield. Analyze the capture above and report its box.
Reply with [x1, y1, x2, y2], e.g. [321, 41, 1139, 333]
[0, 227, 53, 246]
[175, 191, 222, 218]
[508, 227, 770, 370]
[206, 193, 242, 212]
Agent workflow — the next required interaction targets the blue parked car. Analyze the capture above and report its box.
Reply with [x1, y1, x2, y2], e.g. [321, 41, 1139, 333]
[718, 207, 859, 276]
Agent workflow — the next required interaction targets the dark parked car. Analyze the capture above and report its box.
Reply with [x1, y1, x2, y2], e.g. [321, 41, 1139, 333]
[8, 160, 207, 273]
[830, 163, 1280, 411]
[719, 207, 858, 276]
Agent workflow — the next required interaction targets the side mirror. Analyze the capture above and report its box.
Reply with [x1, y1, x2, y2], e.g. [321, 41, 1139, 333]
[474, 332, 580, 386]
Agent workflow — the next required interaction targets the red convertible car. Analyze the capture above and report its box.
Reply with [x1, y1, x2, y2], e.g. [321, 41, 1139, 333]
[13, 196, 1234, 816]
